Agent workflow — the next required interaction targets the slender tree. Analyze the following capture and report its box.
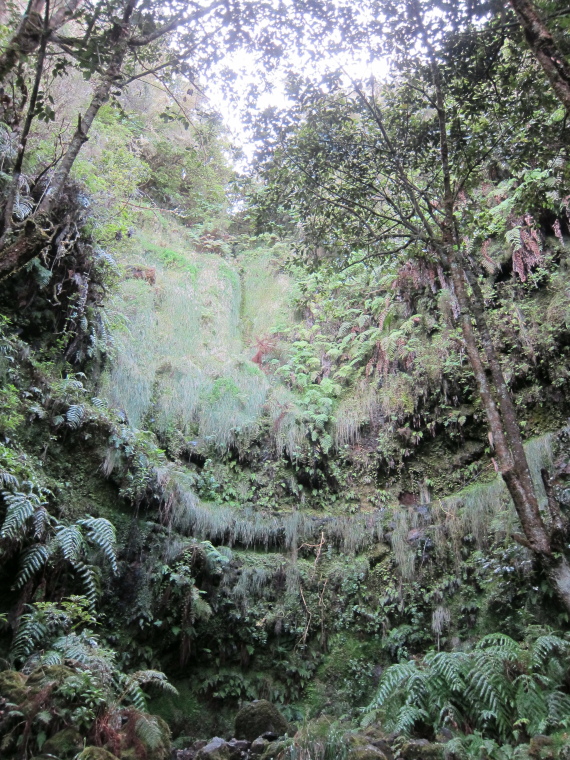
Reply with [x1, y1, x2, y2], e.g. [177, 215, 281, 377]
[254, 0, 570, 609]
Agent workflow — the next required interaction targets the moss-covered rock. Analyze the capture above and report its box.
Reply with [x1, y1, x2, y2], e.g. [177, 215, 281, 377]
[261, 739, 292, 760]
[234, 700, 289, 742]
[349, 745, 389, 760]
[27, 664, 76, 689]
[0, 669, 28, 703]
[76, 748, 121, 760]
[42, 727, 84, 758]
[399, 741, 445, 760]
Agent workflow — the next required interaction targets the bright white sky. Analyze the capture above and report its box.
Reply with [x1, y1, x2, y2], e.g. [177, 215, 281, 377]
[200, 30, 389, 163]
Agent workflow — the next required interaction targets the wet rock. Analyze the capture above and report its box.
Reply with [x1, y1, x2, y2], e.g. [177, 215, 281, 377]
[227, 739, 251, 759]
[195, 737, 231, 760]
[251, 737, 269, 755]
[234, 700, 289, 742]
[435, 729, 453, 744]
[173, 750, 195, 760]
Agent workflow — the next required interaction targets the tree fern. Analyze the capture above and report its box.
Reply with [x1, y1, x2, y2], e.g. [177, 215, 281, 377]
[364, 630, 570, 742]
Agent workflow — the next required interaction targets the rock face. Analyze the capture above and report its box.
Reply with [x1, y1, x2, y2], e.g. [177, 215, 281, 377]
[234, 701, 289, 742]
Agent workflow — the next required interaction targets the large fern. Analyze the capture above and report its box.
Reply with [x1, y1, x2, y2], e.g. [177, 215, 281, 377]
[364, 632, 570, 742]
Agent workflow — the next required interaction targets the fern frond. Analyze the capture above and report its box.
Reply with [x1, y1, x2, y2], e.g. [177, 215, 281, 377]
[32, 505, 51, 539]
[1, 490, 39, 540]
[14, 544, 50, 588]
[66, 404, 86, 429]
[135, 714, 163, 749]
[515, 675, 548, 735]
[369, 661, 417, 709]
[531, 634, 568, 670]
[38, 650, 64, 667]
[54, 524, 84, 562]
[394, 704, 427, 734]
[129, 669, 178, 695]
[0, 471, 18, 490]
[426, 651, 468, 693]
[12, 611, 48, 662]
[78, 516, 118, 573]
[74, 562, 99, 609]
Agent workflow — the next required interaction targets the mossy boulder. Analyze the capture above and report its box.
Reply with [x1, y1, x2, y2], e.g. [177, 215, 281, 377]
[0, 669, 28, 703]
[234, 700, 289, 742]
[399, 741, 445, 760]
[76, 748, 121, 760]
[349, 745, 389, 760]
[27, 664, 76, 689]
[42, 727, 84, 758]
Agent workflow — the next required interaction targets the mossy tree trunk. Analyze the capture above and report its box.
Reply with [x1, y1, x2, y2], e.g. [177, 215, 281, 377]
[509, 0, 570, 113]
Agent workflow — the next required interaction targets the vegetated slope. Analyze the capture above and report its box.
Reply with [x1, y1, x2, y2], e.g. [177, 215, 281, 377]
[2, 12, 570, 760]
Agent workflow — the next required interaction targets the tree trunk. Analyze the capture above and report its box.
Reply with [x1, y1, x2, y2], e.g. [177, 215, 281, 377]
[37, 6, 133, 215]
[418, 5, 570, 609]
[509, 0, 570, 112]
[0, 3, 135, 279]
[0, 0, 44, 84]
[0, 0, 81, 84]
[1, 0, 50, 244]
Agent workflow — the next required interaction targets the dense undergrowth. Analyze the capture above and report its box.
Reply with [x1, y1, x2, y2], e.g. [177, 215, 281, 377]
[2, 2, 570, 759]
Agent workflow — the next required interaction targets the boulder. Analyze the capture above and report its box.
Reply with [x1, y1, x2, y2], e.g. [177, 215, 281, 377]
[195, 737, 231, 760]
[227, 739, 251, 759]
[399, 741, 444, 760]
[349, 745, 389, 760]
[251, 738, 270, 755]
[0, 669, 28, 703]
[234, 700, 289, 742]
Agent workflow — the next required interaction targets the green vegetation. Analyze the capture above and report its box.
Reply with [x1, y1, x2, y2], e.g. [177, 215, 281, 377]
[1, 1, 570, 759]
